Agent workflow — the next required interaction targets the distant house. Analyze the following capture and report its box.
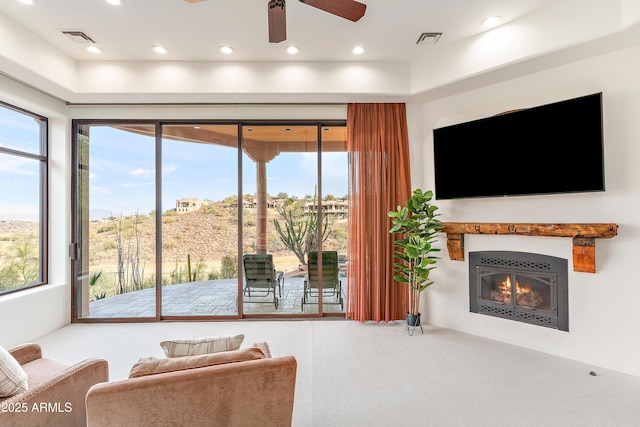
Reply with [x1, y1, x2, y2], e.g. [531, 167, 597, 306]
[303, 199, 349, 219]
[230, 196, 348, 218]
[175, 198, 202, 214]
[241, 197, 283, 209]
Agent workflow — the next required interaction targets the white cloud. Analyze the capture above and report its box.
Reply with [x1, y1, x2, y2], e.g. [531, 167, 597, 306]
[129, 168, 154, 178]
[162, 164, 178, 177]
[0, 156, 38, 176]
[127, 164, 177, 178]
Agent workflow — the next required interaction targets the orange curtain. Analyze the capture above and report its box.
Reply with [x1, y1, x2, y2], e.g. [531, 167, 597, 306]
[346, 103, 412, 322]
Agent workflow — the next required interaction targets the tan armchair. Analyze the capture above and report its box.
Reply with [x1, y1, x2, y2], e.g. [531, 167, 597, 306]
[85, 344, 297, 427]
[0, 343, 109, 427]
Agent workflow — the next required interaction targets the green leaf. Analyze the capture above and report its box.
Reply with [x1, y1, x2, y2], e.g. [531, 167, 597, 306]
[417, 281, 434, 292]
[389, 224, 401, 234]
[405, 244, 420, 258]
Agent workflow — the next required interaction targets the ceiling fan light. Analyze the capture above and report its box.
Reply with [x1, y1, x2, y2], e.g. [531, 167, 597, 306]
[481, 15, 502, 27]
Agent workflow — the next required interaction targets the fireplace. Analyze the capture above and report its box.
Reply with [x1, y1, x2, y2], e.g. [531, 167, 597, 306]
[469, 251, 568, 331]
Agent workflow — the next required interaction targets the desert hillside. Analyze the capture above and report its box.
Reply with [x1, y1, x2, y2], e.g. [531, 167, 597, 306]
[0, 220, 39, 255]
[1, 202, 348, 276]
[88, 203, 348, 269]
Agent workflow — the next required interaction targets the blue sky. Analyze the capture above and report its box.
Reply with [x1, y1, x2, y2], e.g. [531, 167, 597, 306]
[88, 126, 348, 217]
[1, 105, 348, 220]
[0, 106, 41, 221]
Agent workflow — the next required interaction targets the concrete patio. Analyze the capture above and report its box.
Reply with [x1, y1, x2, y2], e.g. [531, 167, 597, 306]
[87, 275, 346, 318]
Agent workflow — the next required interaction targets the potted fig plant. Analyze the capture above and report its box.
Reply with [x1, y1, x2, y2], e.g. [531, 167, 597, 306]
[388, 189, 442, 334]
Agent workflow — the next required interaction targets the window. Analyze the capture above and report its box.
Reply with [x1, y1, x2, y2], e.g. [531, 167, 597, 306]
[0, 101, 48, 294]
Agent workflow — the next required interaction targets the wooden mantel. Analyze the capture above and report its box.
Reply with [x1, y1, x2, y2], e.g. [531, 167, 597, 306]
[441, 223, 618, 273]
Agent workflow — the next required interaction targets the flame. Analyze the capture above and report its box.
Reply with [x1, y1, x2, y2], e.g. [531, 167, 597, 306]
[496, 276, 512, 304]
[494, 277, 542, 308]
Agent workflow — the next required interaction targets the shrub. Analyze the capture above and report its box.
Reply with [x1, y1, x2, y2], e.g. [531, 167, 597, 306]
[0, 233, 39, 291]
[220, 254, 237, 279]
[207, 269, 220, 280]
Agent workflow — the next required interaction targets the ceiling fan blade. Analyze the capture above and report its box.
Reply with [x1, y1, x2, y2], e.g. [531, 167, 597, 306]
[268, 0, 287, 43]
[299, 0, 366, 22]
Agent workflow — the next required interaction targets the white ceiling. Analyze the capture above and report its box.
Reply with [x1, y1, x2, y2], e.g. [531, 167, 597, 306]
[0, 0, 562, 63]
[0, 0, 638, 104]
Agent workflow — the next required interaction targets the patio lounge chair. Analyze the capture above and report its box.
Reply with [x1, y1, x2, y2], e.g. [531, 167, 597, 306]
[302, 251, 344, 310]
[338, 253, 348, 276]
[243, 253, 282, 309]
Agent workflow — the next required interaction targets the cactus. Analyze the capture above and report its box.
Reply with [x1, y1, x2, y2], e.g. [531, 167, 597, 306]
[273, 189, 329, 265]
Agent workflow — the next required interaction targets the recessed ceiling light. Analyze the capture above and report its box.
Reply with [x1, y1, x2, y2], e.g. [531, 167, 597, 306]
[105, 0, 122, 5]
[18, 0, 35, 5]
[286, 46, 299, 55]
[152, 46, 168, 54]
[86, 46, 102, 54]
[481, 15, 502, 27]
[352, 46, 365, 55]
[219, 46, 234, 54]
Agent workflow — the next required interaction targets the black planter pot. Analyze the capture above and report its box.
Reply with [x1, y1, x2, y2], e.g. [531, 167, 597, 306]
[406, 312, 424, 335]
[407, 312, 421, 326]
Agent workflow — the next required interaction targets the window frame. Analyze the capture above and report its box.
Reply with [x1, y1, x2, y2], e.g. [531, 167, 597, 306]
[0, 100, 48, 295]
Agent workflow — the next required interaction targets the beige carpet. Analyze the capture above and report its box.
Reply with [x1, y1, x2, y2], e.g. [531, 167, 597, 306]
[33, 320, 640, 427]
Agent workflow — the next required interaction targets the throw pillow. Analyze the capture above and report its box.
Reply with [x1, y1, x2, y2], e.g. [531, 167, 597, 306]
[0, 346, 28, 398]
[129, 347, 265, 378]
[252, 342, 272, 358]
[160, 334, 244, 358]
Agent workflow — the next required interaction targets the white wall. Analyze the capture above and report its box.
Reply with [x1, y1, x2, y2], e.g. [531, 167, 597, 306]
[419, 44, 640, 376]
[67, 103, 347, 121]
[0, 74, 71, 347]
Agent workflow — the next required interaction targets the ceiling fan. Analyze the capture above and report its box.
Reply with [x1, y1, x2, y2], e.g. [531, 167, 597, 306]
[268, 0, 367, 43]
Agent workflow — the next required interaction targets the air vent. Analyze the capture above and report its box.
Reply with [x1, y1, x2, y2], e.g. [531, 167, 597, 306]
[416, 32, 442, 45]
[61, 30, 96, 44]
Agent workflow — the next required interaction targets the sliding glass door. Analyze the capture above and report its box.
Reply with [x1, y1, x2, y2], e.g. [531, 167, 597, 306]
[320, 128, 349, 314]
[241, 125, 319, 314]
[73, 120, 346, 321]
[160, 125, 239, 317]
[74, 123, 157, 319]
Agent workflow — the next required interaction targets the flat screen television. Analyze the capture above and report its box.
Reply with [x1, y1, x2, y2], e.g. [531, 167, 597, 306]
[432, 92, 605, 200]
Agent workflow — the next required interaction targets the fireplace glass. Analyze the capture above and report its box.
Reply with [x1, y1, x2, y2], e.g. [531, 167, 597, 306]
[478, 268, 554, 314]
